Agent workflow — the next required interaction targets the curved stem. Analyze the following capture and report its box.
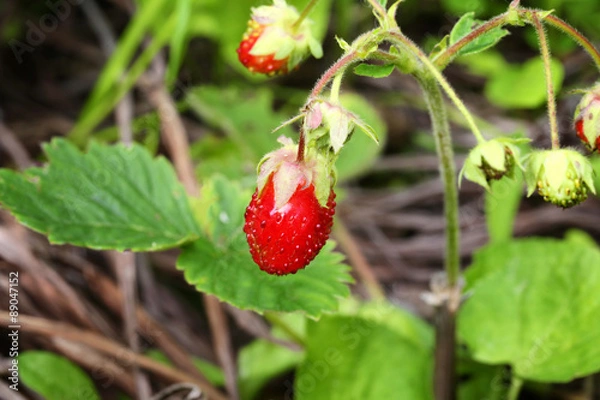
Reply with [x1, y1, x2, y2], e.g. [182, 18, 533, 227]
[309, 51, 359, 99]
[386, 31, 486, 143]
[293, 0, 320, 30]
[531, 12, 560, 149]
[533, 12, 600, 72]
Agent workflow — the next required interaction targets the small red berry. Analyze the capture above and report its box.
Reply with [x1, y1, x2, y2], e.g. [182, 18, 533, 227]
[237, 20, 288, 75]
[236, 0, 323, 76]
[244, 174, 336, 275]
[574, 83, 600, 152]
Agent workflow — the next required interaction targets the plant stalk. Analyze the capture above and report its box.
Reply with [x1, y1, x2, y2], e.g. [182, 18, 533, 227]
[531, 12, 560, 149]
[293, 0, 320, 29]
[417, 73, 461, 400]
[507, 376, 523, 400]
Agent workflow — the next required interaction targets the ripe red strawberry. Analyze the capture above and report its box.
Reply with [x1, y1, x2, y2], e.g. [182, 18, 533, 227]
[237, 20, 288, 75]
[244, 173, 336, 275]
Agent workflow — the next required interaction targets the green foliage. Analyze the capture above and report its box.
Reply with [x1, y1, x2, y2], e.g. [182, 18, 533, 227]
[353, 63, 395, 78]
[458, 238, 600, 382]
[485, 57, 564, 109]
[186, 86, 293, 168]
[0, 139, 199, 251]
[458, 360, 507, 400]
[448, 12, 509, 58]
[19, 351, 100, 400]
[177, 176, 353, 317]
[295, 302, 434, 400]
[239, 338, 303, 400]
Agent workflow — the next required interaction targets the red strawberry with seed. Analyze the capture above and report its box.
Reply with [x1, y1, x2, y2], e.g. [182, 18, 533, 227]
[236, 0, 323, 76]
[243, 136, 335, 275]
[244, 174, 335, 275]
[237, 20, 288, 75]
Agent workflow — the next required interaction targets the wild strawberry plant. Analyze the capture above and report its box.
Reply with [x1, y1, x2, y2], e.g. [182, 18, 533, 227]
[2, 0, 600, 399]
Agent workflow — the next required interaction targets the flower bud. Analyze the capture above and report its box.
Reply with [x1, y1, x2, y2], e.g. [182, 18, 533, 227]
[304, 100, 378, 154]
[574, 83, 600, 152]
[525, 149, 596, 208]
[459, 138, 525, 190]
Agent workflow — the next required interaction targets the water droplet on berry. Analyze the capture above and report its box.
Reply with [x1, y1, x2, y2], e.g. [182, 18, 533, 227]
[260, 220, 266, 228]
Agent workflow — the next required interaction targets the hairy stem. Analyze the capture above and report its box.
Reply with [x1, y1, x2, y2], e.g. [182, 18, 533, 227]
[415, 74, 460, 297]
[531, 12, 560, 149]
[418, 73, 460, 400]
[309, 51, 359, 99]
[293, 0, 320, 29]
[533, 12, 600, 72]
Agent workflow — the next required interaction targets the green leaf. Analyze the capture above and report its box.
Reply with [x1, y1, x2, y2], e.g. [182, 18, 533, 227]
[186, 86, 295, 162]
[458, 238, 600, 382]
[485, 57, 564, 109]
[485, 176, 523, 243]
[449, 12, 509, 58]
[353, 63, 395, 78]
[336, 93, 387, 180]
[458, 360, 507, 400]
[0, 139, 199, 251]
[166, 0, 192, 86]
[145, 349, 225, 386]
[239, 339, 303, 400]
[177, 176, 352, 317]
[71, 0, 176, 143]
[295, 305, 434, 400]
[19, 351, 100, 400]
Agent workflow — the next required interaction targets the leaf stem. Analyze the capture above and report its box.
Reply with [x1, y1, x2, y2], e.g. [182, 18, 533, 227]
[531, 12, 560, 149]
[293, 0, 320, 30]
[507, 376, 523, 400]
[330, 73, 344, 104]
[309, 51, 359, 99]
[386, 31, 486, 144]
[264, 312, 306, 346]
